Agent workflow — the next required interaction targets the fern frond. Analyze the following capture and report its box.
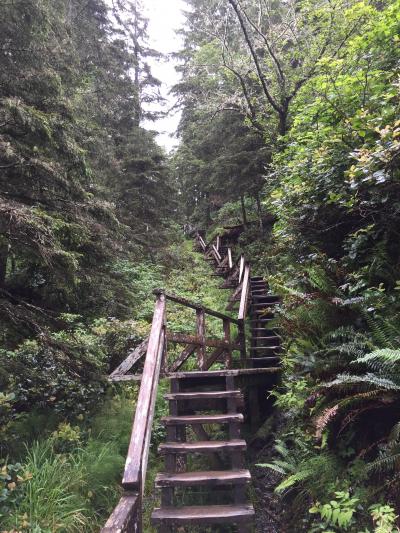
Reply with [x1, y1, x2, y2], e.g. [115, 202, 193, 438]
[315, 405, 339, 439]
[305, 265, 337, 295]
[258, 463, 287, 475]
[354, 349, 400, 372]
[367, 451, 400, 474]
[324, 373, 400, 392]
[364, 313, 399, 349]
[389, 421, 400, 442]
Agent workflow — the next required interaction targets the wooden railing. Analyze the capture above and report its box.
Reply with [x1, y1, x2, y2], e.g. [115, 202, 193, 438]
[195, 231, 253, 369]
[102, 285, 244, 532]
[102, 293, 166, 533]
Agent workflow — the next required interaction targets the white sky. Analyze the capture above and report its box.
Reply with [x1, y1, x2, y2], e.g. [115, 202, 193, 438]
[142, 0, 187, 152]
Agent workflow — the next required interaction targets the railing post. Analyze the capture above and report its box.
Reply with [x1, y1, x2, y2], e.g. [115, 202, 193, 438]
[238, 320, 246, 361]
[196, 308, 206, 370]
[239, 254, 245, 284]
[228, 248, 233, 270]
[223, 318, 232, 368]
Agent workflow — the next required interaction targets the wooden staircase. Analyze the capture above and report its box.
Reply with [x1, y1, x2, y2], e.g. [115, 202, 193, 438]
[102, 227, 281, 533]
[152, 373, 254, 531]
[248, 277, 281, 369]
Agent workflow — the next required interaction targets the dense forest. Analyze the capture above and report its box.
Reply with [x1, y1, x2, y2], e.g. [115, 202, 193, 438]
[1, 0, 400, 531]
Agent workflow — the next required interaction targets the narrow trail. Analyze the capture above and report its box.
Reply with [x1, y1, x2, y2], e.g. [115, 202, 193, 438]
[103, 228, 283, 532]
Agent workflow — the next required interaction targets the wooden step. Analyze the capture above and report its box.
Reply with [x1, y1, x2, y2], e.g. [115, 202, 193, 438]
[165, 390, 242, 400]
[250, 336, 280, 341]
[250, 345, 281, 351]
[155, 469, 251, 487]
[252, 296, 280, 302]
[159, 439, 247, 454]
[248, 356, 281, 362]
[249, 318, 274, 323]
[251, 302, 277, 307]
[168, 367, 279, 378]
[162, 413, 244, 425]
[152, 504, 255, 525]
[251, 276, 264, 280]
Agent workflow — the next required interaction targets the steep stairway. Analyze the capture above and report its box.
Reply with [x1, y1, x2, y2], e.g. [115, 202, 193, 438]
[152, 373, 254, 531]
[248, 277, 281, 369]
[102, 227, 282, 533]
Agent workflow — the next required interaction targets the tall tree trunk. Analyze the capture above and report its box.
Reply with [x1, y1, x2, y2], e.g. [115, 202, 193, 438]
[278, 102, 289, 136]
[0, 238, 8, 287]
[240, 194, 247, 228]
[133, 0, 141, 126]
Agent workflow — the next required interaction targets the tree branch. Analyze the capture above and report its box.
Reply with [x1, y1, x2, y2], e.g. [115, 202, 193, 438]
[237, 0, 285, 85]
[227, 0, 282, 114]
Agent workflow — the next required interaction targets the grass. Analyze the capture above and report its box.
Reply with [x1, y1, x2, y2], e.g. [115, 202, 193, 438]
[2, 237, 236, 532]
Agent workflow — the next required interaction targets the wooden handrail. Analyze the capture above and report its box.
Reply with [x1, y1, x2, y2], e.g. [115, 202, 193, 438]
[155, 289, 240, 325]
[122, 293, 166, 491]
[239, 254, 245, 284]
[238, 263, 251, 321]
[102, 293, 166, 532]
[228, 248, 233, 270]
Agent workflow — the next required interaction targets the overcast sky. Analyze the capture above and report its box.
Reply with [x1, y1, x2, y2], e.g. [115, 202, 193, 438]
[142, 0, 187, 152]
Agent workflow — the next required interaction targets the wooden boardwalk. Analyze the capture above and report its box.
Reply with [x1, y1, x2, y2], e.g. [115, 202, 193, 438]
[102, 228, 281, 532]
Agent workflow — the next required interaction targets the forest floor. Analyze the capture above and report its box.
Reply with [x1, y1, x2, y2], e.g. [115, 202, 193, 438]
[250, 440, 284, 533]
[2, 235, 282, 532]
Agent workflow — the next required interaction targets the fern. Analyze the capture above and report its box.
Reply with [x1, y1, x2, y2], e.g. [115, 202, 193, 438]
[364, 313, 400, 349]
[353, 349, 400, 372]
[305, 265, 337, 295]
[324, 373, 400, 392]
[275, 453, 338, 493]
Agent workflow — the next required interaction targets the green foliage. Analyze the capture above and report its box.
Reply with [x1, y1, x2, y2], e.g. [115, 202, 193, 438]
[309, 491, 359, 531]
[369, 504, 398, 533]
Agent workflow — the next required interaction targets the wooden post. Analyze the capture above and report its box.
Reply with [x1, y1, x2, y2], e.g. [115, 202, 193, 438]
[223, 318, 232, 368]
[228, 248, 233, 270]
[196, 309, 206, 370]
[239, 255, 245, 284]
[238, 320, 246, 362]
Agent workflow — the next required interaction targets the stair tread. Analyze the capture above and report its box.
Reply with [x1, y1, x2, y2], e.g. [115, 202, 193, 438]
[165, 390, 242, 400]
[250, 345, 281, 350]
[250, 336, 280, 340]
[155, 469, 251, 486]
[152, 504, 255, 524]
[248, 356, 281, 361]
[167, 367, 279, 378]
[159, 439, 246, 453]
[162, 413, 244, 425]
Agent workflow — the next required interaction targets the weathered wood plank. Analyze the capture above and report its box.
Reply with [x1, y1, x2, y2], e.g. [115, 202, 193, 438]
[154, 290, 240, 325]
[122, 294, 166, 492]
[223, 318, 232, 368]
[228, 248, 233, 270]
[167, 368, 280, 378]
[212, 244, 222, 262]
[166, 332, 238, 350]
[109, 374, 142, 382]
[196, 309, 206, 369]
[238, 264, 251, 321]
[168, 344, 197, 373]
[203, 346, 225, 371]
[100, 494, 139, 533]
[109, 338, 149, 379]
